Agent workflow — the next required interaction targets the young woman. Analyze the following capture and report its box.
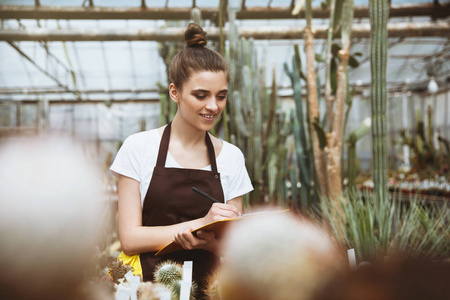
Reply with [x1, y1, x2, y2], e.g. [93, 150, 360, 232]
[110, 23, 253, 293]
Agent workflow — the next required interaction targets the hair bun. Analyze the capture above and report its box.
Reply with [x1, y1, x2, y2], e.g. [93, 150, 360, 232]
[185, 23, 207, 48]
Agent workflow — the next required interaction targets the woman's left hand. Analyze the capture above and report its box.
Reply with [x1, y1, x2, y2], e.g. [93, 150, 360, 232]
[173, 228, 219, 253]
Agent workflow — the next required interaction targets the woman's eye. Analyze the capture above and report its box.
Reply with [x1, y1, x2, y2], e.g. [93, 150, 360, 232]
[195, 94, 207, 99]
[217, 95, 227, 100]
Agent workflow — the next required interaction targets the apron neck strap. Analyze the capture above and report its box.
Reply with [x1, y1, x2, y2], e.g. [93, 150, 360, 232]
[204, 131, 218, 173]
[156, 122, 218, 173]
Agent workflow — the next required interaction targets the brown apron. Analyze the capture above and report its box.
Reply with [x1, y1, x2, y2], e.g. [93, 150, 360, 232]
[139, 122, 224, 294]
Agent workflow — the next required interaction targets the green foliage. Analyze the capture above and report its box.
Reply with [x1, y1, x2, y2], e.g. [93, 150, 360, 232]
[226, 11, 292, 205]
[156, 21, 186, 125]
[283, 48, 319, 210]
[317, 191, 449, 262]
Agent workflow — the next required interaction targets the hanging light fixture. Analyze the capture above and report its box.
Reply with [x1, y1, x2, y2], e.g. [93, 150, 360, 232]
[427, 77, 438, 94]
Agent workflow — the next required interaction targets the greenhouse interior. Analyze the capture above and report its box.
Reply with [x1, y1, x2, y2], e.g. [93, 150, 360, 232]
[0, 0, 449, 299]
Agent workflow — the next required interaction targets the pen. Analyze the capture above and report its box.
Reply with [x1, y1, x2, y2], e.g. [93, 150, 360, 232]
[192, 187, 220, 203]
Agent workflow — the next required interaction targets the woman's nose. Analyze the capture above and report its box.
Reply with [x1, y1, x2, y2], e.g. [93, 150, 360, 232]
[205, 97, 218, 111]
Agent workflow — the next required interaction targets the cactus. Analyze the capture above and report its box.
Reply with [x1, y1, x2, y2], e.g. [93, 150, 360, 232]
[369, 0, 389, 203]
[107, 257, 132, 284]
[346, 117, 371, 189]
[156, 21, 185, 125]
[153, 260, 200, 300]
[190, 8, 203, 27]
[153, 260, 183, 286]
[226, 7, 291, 205]
[203, 278, 221, 300]
[400, 108, 448, 172]
[304, 0, 328, 196]
[169, 279, 198, 300]
[284, 53, 315, 209]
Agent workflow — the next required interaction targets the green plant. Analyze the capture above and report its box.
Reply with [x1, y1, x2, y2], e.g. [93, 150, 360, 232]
[284, 52, 315, 210]
[153, 260, 200, 300]
[153, 260, 183, 286]
[169, 279, 198, 300]
[157, 21, 185, 125]
[317, 190, 449, 262]
[400, 106, 449, 172]
[369, 0, 389, 203]
[301, 0, 356, 202]
[226, 11, 291, 206]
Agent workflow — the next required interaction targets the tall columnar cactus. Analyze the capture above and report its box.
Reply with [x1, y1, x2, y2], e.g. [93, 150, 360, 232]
[284, 53, 314, 209]
[157, 20, 184, 126]
[226, 5, 290, 205]
[369, 0, 389, 203]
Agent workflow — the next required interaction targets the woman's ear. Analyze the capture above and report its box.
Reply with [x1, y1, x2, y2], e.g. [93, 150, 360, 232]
[169, 83, 180, 104]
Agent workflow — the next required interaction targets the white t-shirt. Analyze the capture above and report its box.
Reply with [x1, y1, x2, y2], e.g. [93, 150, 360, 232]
[110, 129, 253, 206]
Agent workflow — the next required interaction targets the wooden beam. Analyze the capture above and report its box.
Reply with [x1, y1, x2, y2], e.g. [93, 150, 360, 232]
[0, 22, 448, 41]
[0, 98, 160, 104]
[0, 87, 159, 95]
[0, 3, 448, 20]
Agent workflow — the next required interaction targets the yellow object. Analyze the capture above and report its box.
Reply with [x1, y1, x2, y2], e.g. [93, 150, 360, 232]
[118, 251, 143, 278]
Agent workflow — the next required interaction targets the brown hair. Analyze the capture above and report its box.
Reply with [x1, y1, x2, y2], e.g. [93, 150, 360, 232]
[169, 23, 229, 90]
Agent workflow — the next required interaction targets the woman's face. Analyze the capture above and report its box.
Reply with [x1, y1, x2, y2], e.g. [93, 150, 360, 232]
[170, 70, 228, 132]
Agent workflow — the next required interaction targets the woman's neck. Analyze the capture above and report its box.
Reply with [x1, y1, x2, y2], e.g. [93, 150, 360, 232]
[170, 113, 206, 147]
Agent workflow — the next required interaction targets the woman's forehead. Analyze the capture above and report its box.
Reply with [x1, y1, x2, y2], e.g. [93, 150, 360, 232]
[184, 71, 228, 90]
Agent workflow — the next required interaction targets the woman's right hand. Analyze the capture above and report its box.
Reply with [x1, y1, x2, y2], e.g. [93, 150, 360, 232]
[202, 203, 240, 225]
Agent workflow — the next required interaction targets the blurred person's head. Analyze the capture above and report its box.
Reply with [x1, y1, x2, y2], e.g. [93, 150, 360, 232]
[312, 255, 450, 300]
[0, 134, 105, 300]
[217, 211, 343, 300]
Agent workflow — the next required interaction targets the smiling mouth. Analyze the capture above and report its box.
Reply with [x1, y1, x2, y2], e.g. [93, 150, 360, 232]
[200, 114, 215, 119]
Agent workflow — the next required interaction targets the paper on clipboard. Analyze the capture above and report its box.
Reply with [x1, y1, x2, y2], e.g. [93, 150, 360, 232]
[155, 209, 290, 256]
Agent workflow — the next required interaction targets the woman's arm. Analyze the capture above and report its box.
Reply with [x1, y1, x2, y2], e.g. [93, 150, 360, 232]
[118, 175, 240, 255]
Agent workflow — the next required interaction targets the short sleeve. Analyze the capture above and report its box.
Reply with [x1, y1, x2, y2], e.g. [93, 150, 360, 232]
[110, 134, 142, 182]
[225, 147, 253, 201]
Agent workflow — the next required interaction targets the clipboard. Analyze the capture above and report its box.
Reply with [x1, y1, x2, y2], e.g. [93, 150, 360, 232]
[155, 209, 290, 256]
